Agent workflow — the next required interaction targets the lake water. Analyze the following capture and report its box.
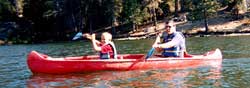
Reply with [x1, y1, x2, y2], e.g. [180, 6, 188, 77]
[1, 35, 250, 87]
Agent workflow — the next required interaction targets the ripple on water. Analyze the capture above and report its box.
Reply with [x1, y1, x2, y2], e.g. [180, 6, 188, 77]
[222, 58, 250, 87]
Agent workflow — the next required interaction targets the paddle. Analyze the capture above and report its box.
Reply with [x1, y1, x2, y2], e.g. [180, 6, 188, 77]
[72, 32, 83, 40]
[145, 48, 155, 60]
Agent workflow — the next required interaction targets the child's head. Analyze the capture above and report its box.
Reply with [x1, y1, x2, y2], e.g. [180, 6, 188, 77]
[101, 32, 112, 43]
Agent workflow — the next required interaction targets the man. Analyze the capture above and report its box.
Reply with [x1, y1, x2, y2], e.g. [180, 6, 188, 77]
[152, 20, 186, 57]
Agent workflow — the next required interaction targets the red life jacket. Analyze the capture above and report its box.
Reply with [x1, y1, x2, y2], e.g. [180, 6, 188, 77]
[99, 42, 117, 59]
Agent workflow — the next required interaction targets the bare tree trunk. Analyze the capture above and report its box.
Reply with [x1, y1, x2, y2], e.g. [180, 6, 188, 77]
[180, 0, 185, 12]
[153, 8, 157, 31]
[71, 13, 77, 32]
[204, 14, 209, 33]
[133, 23, 136, 32]
[174, 0, 179, 17]
[111, 16, 117, 35]
[203, 0, 209, 33]
[111, 0, 116, 35]
[89, 15, 93, 34]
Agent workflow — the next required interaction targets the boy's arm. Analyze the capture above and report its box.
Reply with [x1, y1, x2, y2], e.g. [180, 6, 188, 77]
[84, 33, 101, 50]
[91, 34, 102, 51]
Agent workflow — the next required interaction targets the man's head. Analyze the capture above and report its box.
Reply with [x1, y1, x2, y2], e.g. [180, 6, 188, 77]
[101, 32, 112, 43]
[165, 20, 176, 34]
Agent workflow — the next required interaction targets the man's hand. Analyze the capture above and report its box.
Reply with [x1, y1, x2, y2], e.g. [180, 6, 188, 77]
[152, 43, 160, 48]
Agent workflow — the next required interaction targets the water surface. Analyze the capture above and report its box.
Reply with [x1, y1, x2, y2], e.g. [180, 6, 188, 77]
[1, 35, 250, 87]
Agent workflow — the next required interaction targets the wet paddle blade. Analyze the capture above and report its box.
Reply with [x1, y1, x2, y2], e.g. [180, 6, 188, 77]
[145, 48, 155, 60]
[72, 32, 83, 40]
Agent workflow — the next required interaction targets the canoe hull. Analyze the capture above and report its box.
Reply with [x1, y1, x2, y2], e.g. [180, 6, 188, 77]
[27, 49, 222, 74]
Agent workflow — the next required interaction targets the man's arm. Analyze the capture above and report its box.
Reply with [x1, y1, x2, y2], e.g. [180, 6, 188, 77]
[152, 33, 162, 47]
[158, 33, 183, 48]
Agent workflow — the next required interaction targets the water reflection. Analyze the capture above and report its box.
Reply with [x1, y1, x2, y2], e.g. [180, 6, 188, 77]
[27, 66, 221, 88]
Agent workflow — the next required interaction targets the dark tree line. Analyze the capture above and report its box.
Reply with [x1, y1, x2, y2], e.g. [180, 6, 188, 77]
[0, 0, 249, 43]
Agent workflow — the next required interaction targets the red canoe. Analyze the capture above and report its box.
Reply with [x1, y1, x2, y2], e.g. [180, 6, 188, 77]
[27, 49, 222, 74]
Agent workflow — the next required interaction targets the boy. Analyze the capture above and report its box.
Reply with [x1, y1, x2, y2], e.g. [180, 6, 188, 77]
[84, 32, 117, 59]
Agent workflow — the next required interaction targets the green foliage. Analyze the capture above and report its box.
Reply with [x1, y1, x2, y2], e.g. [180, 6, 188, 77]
[141, 8, 152, 22]
[223, 0, 236, 5]
[188, 0, 220, 21]
[0, 0, 15, 19]
[159, 1, 169, 16]
[120, 0, 141, 24]
[1, 0, 249, 43]
[181, 0, 193, 11]
[132, 8, 144, 25]
[43, 1, 55, 18]
[114, 0, 123, 17]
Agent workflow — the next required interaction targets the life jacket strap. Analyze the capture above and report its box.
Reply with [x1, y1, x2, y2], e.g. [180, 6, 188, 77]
[105, 42, 117, 59]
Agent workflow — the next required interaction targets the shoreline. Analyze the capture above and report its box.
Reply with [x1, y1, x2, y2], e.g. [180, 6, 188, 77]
[1, 14, 250, 44]
[114, 32, 250, 41]
[1, 32, 250, 45]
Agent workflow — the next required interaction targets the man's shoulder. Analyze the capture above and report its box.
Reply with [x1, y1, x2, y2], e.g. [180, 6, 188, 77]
[175, 32, 185, 38]
[175, 31, 183, 35]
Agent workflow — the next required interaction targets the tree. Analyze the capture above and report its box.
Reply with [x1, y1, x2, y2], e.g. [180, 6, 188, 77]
[203, 0, 209, 33]
[120, 0, 142, 31]
[142, 0, 162, 31]
[0, 0, 16, 21]
[188, 0, 220, 33]
[174, 0, 179, 17]
[15, 0, 24, 17]
[111, 0, 122, 35]
[180, 0, 185, 12]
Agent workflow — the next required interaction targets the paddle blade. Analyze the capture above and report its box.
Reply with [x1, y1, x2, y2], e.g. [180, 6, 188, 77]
[145, 48, 155, 60]
[72, 32, 83, 40]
